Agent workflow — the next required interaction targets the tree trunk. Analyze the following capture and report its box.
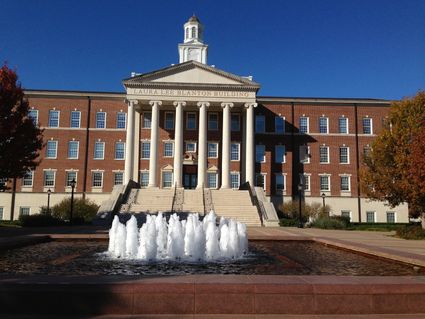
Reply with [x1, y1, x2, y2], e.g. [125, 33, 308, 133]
[421, 213, 425, 229]
[10, 178, 17, 221]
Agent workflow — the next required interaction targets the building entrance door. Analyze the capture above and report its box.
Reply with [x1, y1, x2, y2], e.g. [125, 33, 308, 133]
[183, 165, 197, 189]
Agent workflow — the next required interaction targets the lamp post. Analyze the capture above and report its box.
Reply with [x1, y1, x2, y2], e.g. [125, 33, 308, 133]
[298, 183, 304, 228]
[47, 188, 51, 215]
[321, 192, 327, 216]
[69, 178, 76, 224]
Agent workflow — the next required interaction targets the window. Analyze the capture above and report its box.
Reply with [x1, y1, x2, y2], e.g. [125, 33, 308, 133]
[366, 211, 375, 223]
[319, 145, 329, 163]
[231, 173, 240, 189]
[140, 171, 149, 187]
[339, 117, 348, 134]
[164, 112, 174, 130]
[256, 115, 265, 133]
[0, 207, 3, 220]
[231, 114, 240, 131]
[28, 109, 38, 125]
[275, 145, 286, 163]
[186, 142, 196, 153]
[191, 26, 196, 38]
[299, 145, 310, 164]
[46, 140, 58, 158]
[162, 171, 173, 188]
[208, 113, 218, 130]
[207, 173, 217, 188]
[141, 141, 150, 159]
[0, 178, 7, 189]
[256, 173, 266, 190]
[115, 142, 125, 160]
[116, 112, 126, 129]
[363, 145, 371, 158]
[68, 141, 79, 159]
[48, 110, 59, 127]
[208, 143, 218, 158]
[22, 171, 33, 187]
[96, 112, 106, 128]
[362, 118, 373, 134]
[319, 117, 329, 134]
[339, 146, 349, 164]
[340, 176, 350, 191]
[92, 172, 103, 187]
[187, 112, 196, 130]
[114, 172, 124, 185]
[275, 116, 285, 134]
[301, 174, 310, 191]
[70, 111, 81, 128]
[66, 171, 77, 187]
[320, 175, 330, 191]
[341, 210, 351, 221]
[386, 211, 396, 223]
[163, 142, 174, 157]
[231, 143, 240, 161]
[43, 171, 55, 187]
[299, 117, 309, 133]
[256, 145, 265, 163]
[19, 207, 30, 216]
[275, 174, 285, 192]
[143, 112, 152, 128]
[94, 142, 105, 159]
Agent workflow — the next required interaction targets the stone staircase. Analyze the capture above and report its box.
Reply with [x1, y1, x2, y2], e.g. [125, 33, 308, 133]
[182, 189, 204, 213]
[129, 188, 174, 213]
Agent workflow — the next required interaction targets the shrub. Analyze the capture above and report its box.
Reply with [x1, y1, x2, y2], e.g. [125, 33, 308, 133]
[396, 225, 425, 240]
[18, 214, 65, 227]
[279, 218, 300, 227]
[279, 200, 332, 221]
[310, 216, 348, 229]
[51, 197, 99, 223]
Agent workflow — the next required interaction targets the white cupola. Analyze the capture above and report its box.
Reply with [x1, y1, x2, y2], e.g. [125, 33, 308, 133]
[179, 15, 208, 64]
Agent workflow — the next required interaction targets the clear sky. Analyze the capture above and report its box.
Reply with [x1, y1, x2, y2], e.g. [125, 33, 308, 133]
[1, 0, 424, 100]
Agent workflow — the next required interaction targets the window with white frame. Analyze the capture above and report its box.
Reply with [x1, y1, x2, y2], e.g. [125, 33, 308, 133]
[231, 113, 240, 131]
[362, 118, 373, 134]
[140, 171, 149, 187]
[319, 145, 329, 163]
[256, 145, 266, 163]
[162, 171, 173, 188]
[28, 109, 38, 125]
[299, 145, 310, 163]
[46, 140, 58, 158]
[340, 176, 350, 191]
[299, 116, 309, 133]
[22, 171, 33, 187]
[116, 112, 126, 129]
[208, 113, 218, 130]
[339, 146, 349, 164]
[339, 117, 348, 134]
[186, 112, 196, 130]
[65, 171, 77, 187]
[141, 141, 150, 159]
[275, 174, 285, 192]
[341, 210, 351, 221]
[319, 117, 329, 134]
[186, 141, 196, 153]
[275, 145, 286, 163]
[48, 110, 59, 127]
[68, 141, 79, 159]
[231, 143, 240, 161]
[70, 111, 81, 128]
[115, 142, 125, 159]
[164, 112, 174, 130]
[0, 207, 3, 220]
[255, 173, 266, 190]
[255, 115, 265, 133]
[43, 171, 55, 187]
[275, 116, 285, 134]
[301, 174, 310, 191]
[366, 211, 375, 223]
[363, 145, 371, 158]
[231, 172, 240, 189]
[92, 172, 103, 187]
[208, 143, 218, 158]
[386, 211, 396, 223]
[114, 172, 124, 185]
[96, 112, 106, 128]
[94, 142, 105, 159]
[319, 175, 330, 191]
[19, 207, 30, 216]
[207, 173, 217, 188]
[163, 142, 174, 157]
[143, 112, 152, 128]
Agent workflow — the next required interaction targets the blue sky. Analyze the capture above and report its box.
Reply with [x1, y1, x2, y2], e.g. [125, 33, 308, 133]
[1, 0, 424, 99]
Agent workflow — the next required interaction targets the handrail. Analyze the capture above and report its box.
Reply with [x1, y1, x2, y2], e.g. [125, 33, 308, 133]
[171, 183, 177, 213]
[243, 182, 264, 226]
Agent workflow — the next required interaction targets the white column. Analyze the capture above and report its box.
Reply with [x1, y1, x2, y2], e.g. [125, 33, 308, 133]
[148, 100, 162, 188]
[173, 101, 186, 187]
[244, 103, 257, 188]
[124, 100, 138, 184]
[196, 101, 210, 189]
[221, 102, 233, 188]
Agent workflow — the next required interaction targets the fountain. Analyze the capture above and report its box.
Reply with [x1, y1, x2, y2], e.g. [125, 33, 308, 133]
[107, 210, 248, 261]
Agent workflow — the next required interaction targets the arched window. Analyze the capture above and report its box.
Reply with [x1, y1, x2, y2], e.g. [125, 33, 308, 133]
[191, 27, 196, 38]
[185, 28, 189, 40]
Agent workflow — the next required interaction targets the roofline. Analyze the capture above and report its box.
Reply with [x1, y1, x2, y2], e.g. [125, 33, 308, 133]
[257, 96, 394, 105]
[24, 89, 125, 99]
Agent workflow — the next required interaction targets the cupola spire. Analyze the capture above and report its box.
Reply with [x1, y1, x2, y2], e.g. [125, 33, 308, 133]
[178, 15, 208, 64]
